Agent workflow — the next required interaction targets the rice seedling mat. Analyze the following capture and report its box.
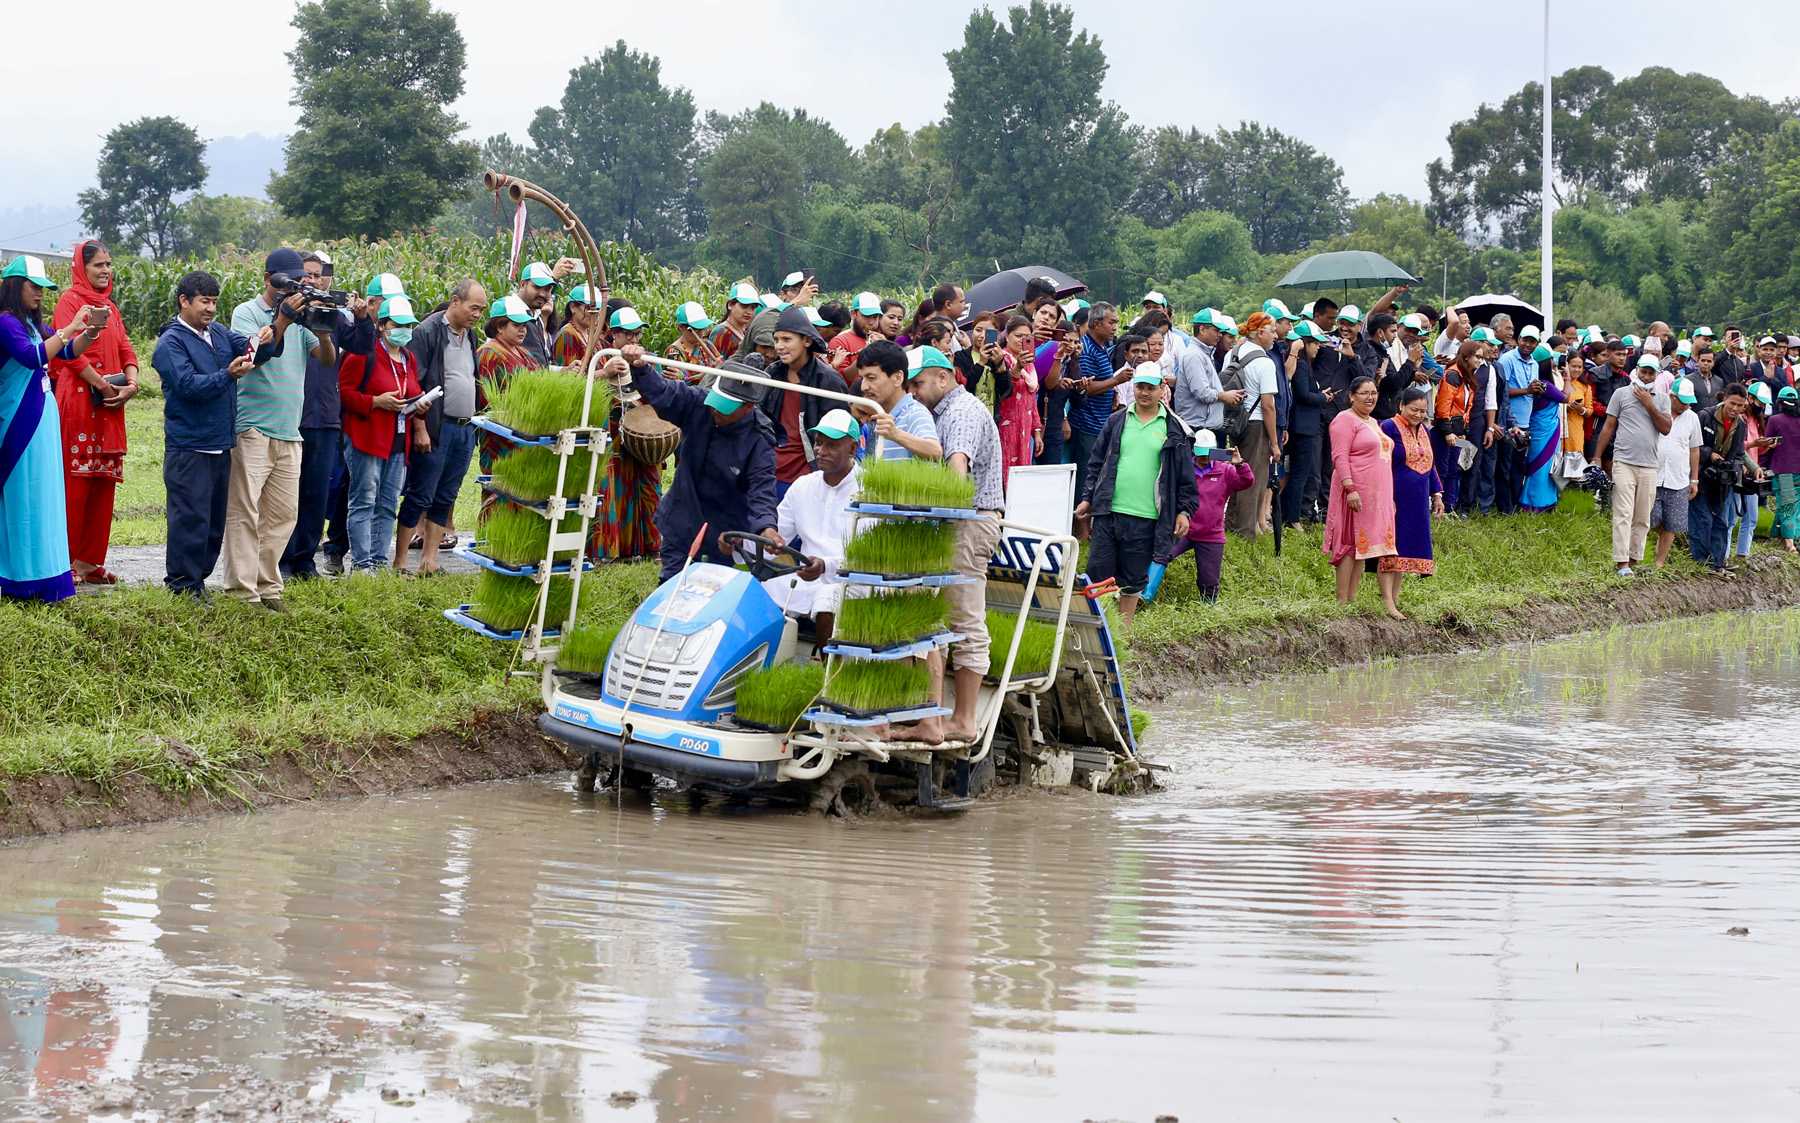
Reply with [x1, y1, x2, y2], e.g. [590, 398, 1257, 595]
[453, 546, 593, 581]
[840, 571, 974, 589]
[820, 632, 961, 661]
[443, 605, 564, 643]
[847, 501, 986, 521]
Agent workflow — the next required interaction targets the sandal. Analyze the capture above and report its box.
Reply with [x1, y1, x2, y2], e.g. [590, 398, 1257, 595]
[409, 533, 425, 550]
[439, 534, 459, 549]
[80, 567, 119, 585]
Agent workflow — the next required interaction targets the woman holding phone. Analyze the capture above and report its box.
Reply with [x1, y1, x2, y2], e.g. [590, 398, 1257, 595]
[339, 297, 426, 572]
[983, 314, 1044, 487]
[50, 240, 137, 585]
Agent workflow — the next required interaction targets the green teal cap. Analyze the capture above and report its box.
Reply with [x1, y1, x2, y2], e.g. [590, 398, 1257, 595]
[566, 284, 593, 306]
[907, 345, 953, 378]
[704, 387, 745, 415]
[2, 255, 56, 288]
[609, 306, 645, 332]
[1673, 377, 1698, 404]
[1533, 343, 1555, 362]
[808, 407, 858, 440]
[489, 294, 533, 323]
[520, 261, 557, 287]
[674, 301, 713, 330]
[852, 291, 882, 317]
[364, 272, 406, 299]
[1779, 385, 1799, 402]
[1263, 298, 1295, 321]
[378, 296, 418, 325]
[1469, 326, 1499, 344]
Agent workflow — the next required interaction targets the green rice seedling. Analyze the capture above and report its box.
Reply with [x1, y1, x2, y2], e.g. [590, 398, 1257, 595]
[834, 592, 949, 649]
[485, 369, 608, 436]
[842, 520, 955, 576]
[1129, 708, 1152, 741]
[984, 610, 1059, 677]
[557, 622, 621, 674]
[857, 458, 975, 509]
[470, 572, 573, 634]
[822, 659, 932, 713]
[478, 505, 551, 567]
[489, 446, 565, 502]
[734, 662, 825, 729]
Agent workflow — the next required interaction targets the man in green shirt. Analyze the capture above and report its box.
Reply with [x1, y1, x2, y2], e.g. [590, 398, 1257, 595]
[1075, 363, 1199, 625]
[225, 247, 338, 610]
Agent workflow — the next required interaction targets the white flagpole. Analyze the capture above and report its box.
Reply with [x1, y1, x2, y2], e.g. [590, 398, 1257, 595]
[1540, 0, 1554, 330]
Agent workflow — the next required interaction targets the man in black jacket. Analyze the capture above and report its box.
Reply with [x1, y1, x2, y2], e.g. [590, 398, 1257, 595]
[1281, 321, 1330, 524]
[1691, 383, 1751, 573]
[1074, 364, 1199, 626]
[761, 306, 849, 499]
[398, 278, 486, 575]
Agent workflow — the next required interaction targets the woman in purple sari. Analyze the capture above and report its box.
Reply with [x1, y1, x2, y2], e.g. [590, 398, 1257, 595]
[1520, 343, 1567, 511]
[1376, 385, 1444, 618]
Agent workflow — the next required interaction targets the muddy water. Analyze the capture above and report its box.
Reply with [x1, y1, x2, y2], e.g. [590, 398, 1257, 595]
[4, 614, 1800, 1121]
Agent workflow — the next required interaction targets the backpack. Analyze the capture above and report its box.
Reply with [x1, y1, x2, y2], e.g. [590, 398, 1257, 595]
[1217, 343, 1257, 443]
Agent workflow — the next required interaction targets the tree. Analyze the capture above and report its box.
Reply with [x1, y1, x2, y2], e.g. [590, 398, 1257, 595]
[941, 1, 1136, 273]
[1427, 65, 1785, 247]
[526, 42, 698, 251]
[178, 195, 306, 256]
[1124, 127, 1211, 228]
[77, 116, 207, 257]
[855, 124, 956, 282]
[695, 104, 853, 284]
[1195, 123, 1349, 254]
[1700, 119, 1800, 327]
[269, 0, 479, 238]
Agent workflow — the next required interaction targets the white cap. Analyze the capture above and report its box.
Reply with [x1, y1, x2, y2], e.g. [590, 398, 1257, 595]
[1400, 312, 1430, 333]
[1142, 290, 1168, 307]
[1518, 324, 1541, 340]
[1130, 361, 1164, 386]
[781, 270, 806, 288]
[808, 407, 859, 440]
[728, 281, 760, 306]
[1194, 428, 1218, 453]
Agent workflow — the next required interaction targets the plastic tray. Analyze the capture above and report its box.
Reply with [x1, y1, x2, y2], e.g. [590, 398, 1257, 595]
[454, 546, 592, 579]
[821, 632, 960, 661]
[802, 704, 950, 728]
[847, 501, 985, 522]
[443, 605, 562, 642]
[840, 571, 975, 589]
[471, 415, 600, 448]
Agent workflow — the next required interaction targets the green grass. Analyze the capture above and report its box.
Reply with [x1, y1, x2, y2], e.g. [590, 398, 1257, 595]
[0, 562, 661, 789]
[469, 571, 573, 633]
[1129, 708, 1151, 741]
[842, 520, 956, 576]
[734, 662, 826, 729]
[822, 659, 932, 713]
[112, 369, 485, 547]
[985, 610, 1059, 677]
[857, 458, 976, 509]
[556, 622, 621, 674]
[483, 369, 607, 436]
[833, 592, 949, 648]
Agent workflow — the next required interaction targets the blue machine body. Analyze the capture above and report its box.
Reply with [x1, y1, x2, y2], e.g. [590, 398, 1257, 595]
[597, 563, 785, 721]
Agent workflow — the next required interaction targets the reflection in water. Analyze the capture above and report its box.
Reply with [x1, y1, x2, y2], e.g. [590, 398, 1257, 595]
[1, 612, 1798, 1120]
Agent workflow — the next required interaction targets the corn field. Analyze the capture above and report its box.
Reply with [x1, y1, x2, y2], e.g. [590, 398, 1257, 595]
[96, 232, 727, 355]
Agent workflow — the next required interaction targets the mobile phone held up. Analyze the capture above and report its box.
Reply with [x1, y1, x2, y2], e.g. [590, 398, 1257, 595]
[983, 327, 999, 347]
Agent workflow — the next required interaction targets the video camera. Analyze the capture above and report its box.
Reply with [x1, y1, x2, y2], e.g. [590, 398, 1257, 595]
[269, 272, 351, 333]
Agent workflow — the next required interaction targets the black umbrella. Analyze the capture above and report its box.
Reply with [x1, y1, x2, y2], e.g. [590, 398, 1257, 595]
[1454, 294, 1545, 332]
[962, 265, 1085, 320]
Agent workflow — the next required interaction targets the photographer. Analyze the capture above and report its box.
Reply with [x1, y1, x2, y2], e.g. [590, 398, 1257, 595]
[1689, 384, 1751, 574]
[281, 254, 379, 581]
[226, 248, 340, 611]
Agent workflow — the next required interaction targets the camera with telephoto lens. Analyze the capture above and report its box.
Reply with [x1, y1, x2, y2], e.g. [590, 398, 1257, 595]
[268, 272, 351, 333]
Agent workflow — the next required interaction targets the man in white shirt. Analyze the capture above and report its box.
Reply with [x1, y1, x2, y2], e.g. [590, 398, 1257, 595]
[1650, 377, 1703, 570]
[761, 410, 860, 644]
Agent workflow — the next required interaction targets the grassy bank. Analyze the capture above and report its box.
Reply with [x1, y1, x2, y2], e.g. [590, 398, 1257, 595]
[0, 565, 658, 794]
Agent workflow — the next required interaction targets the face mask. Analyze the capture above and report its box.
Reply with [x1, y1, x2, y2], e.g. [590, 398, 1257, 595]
[387, 327, 414, 348]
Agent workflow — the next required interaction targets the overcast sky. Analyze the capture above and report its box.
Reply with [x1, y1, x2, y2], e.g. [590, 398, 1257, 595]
[8, 0, 1795, 245]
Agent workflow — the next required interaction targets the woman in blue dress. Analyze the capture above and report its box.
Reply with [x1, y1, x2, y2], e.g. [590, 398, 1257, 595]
[1519, 343, 1568, 511]
[1, 255, 99, 602]
[1376, 384, 1444, 619]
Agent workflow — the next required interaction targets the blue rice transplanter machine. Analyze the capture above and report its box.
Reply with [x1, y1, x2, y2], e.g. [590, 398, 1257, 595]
[445, 183, 1151, 811]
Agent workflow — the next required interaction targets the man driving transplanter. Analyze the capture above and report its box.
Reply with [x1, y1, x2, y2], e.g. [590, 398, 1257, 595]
[762, 410, 861, 647]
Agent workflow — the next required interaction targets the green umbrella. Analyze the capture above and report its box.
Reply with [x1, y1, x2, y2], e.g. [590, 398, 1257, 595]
[1276, 250, 1420, 294]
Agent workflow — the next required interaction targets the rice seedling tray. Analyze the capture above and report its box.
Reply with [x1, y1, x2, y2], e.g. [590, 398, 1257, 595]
[454, 546, 594, 580]
[443, 605, 563, 643]
[802, 703, 951, 727]
[840, 571, 973, 589]
[471, 416, 599, 448]
[847, 501, 985, 521]
[821, 632, 961, 661]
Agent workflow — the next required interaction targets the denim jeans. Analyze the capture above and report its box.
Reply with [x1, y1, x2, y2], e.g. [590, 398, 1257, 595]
[399, 418, 477, 530]
[1688, 488, 1732, 570]
[1731, 491, 1760, 556]
[1069, 425, 1102, 509]
[325, 438, 349, 561]
[345, 438, 409, 569]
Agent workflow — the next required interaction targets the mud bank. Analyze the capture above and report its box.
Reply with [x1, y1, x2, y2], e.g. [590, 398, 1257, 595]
[1126, 553, 1800, 700]
[0, 709, 573, 843]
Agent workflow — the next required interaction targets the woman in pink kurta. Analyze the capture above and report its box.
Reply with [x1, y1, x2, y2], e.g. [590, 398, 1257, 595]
[983, 314, 1043, 489]
[1324, 375, 1398, 613]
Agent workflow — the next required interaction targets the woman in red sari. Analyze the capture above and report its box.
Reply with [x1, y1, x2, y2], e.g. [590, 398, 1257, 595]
[979, 314, 1043, 488]
[49, 240, 136, 584]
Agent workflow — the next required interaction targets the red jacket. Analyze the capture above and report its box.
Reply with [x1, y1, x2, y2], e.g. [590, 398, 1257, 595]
[339, 344, 422, 459]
